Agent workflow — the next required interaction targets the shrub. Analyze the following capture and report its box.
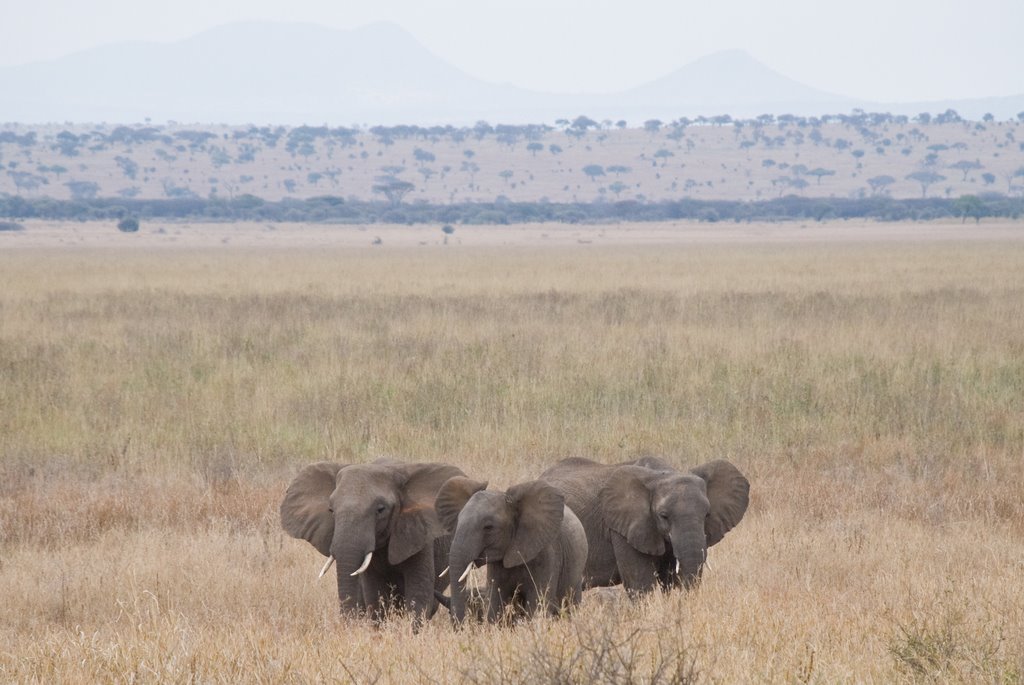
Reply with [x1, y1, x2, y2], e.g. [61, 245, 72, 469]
[117, 217, 140, 233]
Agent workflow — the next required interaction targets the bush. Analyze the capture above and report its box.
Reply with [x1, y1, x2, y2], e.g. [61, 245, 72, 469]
[117, 217, 140, 233]
[0, 221, 25, 232]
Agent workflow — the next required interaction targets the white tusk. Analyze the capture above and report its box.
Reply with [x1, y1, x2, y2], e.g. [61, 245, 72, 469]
[350, 551, 373, 577]
[458, 565, 473, 583]
[318, 556, 335, 579]
[438, 566, 449, 579]
[675, 559, 680, 575]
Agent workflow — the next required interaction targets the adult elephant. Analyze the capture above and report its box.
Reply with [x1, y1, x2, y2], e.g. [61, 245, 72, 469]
[540, 456, 749, 596]
[280, 459, 463, 626]
[434, 476, 587, 625]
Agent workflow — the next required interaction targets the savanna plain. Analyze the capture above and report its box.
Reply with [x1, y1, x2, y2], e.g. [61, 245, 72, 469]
[2, 222, 1024, 683]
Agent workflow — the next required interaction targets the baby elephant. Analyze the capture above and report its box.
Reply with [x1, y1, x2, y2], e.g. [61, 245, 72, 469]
[435, 476, 588, 624]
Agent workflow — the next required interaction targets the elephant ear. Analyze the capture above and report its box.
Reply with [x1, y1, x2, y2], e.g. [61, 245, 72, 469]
[280, 462, 345, 556]
[599, 466, 665, 556]
[689, 460, 750, 547]
[503, 481, 565, 568]
[435, 476, 488, 534]
[389, 462, 466, 565]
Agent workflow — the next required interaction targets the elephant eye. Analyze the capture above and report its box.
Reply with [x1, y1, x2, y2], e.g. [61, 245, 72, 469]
[482, 523, 494, 531]
[328, 507, 334, 513]
[376, 503, 387, 514]
[658, 511, 669, 520]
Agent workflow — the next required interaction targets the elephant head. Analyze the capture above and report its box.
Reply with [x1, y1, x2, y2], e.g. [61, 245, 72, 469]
[435, 477, 565, 623]
[600, 459, 749, 588]
[280, 460, 461, 613]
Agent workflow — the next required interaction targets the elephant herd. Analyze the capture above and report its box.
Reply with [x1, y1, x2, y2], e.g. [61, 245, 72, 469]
[280, 456, 749, 628]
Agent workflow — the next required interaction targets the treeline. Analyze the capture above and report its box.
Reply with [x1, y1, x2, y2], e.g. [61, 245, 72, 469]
[1, 193, 1020, 225]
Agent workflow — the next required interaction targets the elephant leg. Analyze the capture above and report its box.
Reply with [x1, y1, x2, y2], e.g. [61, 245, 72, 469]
[399, 546, 436, 630]
[566, 577, 583, 611]
[611, 532, 659, 597]
[523, 562, 559, 617]
[519, 574, 540, 616]
[485, 574, 504, 624]
[362, 573, 385, 626]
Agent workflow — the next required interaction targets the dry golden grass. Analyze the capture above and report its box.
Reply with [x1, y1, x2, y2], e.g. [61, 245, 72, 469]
[2, 233, 1024, 682]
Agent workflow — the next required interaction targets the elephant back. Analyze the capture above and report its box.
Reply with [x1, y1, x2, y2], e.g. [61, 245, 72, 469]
[539, 458, 616, 528]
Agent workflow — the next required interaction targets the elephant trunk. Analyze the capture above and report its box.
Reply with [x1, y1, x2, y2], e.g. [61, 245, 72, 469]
[331, 520, 376, 616]
[672, 529, 708, 589]
[448, 527, 483, 626]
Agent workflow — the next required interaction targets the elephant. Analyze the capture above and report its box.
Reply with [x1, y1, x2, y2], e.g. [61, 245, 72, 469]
[280, 459, 464, 627]
[434, 476, 588, 625]
[540, 456, 749, 596]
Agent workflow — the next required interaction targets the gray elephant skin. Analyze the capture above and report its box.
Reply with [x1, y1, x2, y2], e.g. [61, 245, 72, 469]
[540, 456, 749, 596]
[435, 476, 588, 624]
[280, 460, 463, 626]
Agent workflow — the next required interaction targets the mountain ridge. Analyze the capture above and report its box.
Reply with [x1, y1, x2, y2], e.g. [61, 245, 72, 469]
[1, 21, 1020, 124]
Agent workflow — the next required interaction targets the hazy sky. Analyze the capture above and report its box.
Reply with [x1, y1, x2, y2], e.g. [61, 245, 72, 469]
[2, 0, 1022, 102]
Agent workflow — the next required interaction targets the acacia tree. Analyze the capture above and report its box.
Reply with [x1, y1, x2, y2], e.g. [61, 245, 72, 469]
[1005, 166, 1024, 192]
[65, 180, 99, 200]
[906, 170, 945, 198]
[460, 161, 479, 186]
[372, 176, 415, 205]
[867, 175, 896, 195]
[948, 160, 982, 181]
[582, 164, 605, 181]
[413, 148, 435, 166]
[653, 149, 674, 167]
[807, 168, 836, 185]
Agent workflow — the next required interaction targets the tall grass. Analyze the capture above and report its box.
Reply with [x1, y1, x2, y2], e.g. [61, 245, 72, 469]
[2, 239, 1023, 681]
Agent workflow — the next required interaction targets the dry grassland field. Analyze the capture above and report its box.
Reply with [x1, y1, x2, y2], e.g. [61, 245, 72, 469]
[2, 221, 1024, 682]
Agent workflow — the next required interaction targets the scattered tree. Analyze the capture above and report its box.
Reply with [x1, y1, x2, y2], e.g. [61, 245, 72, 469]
[643, 119, 663, 134]
[372, 177, 415, 205]
[905, 170, 945, 198]
[807, 168, 836, 185]
[413, 148, 435, 165]
[953, 195, 985, 224]
[582, 164, 605, 181]
[948, 160, 982, 181]
[867, 175, 896, 195]
[65, 180, 99, 200]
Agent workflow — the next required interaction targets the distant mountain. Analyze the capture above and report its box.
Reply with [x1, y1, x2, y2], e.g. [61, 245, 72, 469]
[608, 49, 853, 116]
[1, 21, 1020, 124]
[0, 22, 552, 124]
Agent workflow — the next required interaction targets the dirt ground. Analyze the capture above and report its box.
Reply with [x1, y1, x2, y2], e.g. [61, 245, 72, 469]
[3, 218, 1022, 250]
